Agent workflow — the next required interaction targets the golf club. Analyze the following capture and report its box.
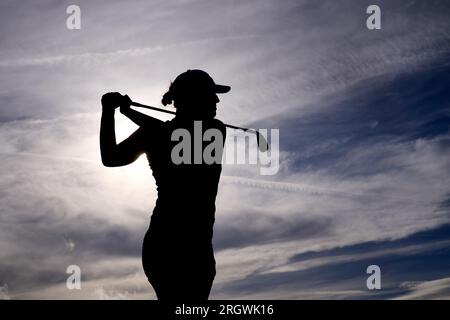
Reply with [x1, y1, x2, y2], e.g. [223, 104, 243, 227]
[130, 101, 269, 152]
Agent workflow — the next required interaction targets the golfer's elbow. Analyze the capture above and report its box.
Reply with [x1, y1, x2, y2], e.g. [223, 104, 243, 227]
[101, 157, 116, 167]
[101, 151, 131, 167]
[102, 159, 118, 167]
[101, 151, 120, 167]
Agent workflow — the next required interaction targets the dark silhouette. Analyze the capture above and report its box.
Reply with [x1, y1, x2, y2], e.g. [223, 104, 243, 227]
[100, 70, 230, 300]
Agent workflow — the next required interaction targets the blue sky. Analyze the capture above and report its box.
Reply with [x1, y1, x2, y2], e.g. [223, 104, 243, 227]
[0, 0, 449, 299]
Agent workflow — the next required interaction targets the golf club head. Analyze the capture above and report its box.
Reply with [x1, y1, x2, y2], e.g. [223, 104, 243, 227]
[256, 131, 269, 152]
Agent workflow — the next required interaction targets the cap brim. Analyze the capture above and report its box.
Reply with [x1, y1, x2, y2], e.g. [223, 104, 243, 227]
[215, 84, 231, 93]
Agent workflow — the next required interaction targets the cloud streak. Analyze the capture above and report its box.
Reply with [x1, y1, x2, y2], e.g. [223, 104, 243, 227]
[1, 0, 449, 299]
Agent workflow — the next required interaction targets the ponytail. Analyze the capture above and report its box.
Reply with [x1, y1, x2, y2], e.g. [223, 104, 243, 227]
[161, 91, 173, 106]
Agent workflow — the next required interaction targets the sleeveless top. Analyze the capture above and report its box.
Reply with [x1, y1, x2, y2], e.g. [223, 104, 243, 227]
[141, 117, 226, 247]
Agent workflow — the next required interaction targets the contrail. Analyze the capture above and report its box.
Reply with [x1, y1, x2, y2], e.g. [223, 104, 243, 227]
[220, 175, 367, 198]
[1, 151, 429, 202]
[0, 34, 264, 68]
[0, 151, 98, 164]
[1, 151, 358, 196]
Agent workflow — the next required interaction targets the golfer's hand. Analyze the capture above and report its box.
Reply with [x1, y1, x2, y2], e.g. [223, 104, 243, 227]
[101, 92, 123, 111]
[120, 95, 132, 114]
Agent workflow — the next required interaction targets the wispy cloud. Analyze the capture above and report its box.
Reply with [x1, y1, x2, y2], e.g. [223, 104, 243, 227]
[0, 284, 10, 300]
[395, 278, 450, 300]
[1, 0, 449, 299]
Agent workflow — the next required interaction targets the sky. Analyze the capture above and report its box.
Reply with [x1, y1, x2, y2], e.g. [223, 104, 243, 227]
[0, 0, 449, 299]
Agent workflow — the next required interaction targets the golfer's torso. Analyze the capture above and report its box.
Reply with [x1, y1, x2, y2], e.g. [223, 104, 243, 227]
[143, 118, 225, 237]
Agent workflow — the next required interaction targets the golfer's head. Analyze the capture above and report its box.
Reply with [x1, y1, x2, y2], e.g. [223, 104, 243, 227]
[162, 69, 230, 119]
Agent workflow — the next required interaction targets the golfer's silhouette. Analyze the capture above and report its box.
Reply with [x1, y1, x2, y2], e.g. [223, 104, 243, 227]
[100, 70, 230, 300]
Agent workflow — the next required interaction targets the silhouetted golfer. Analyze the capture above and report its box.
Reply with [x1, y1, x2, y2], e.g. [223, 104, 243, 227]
[100, 70, 230, 300]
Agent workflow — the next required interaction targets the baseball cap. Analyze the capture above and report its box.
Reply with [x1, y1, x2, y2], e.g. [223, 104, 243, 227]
[171, 69, 231, 95]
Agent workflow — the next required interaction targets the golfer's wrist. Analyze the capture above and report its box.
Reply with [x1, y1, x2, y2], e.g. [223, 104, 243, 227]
[120, 105, 130, 114]
[102, 106, 116, 115]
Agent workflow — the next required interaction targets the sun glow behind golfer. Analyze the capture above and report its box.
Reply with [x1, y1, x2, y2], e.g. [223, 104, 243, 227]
[1, 0, 449, 300]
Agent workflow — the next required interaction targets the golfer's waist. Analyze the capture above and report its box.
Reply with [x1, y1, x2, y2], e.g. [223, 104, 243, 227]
[156, 195, 216, 208]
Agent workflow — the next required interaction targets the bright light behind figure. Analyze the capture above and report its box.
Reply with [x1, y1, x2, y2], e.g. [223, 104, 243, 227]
[113, 108, 173, 184]
[1, 0, 449, 302]
[114, 116, 149, 183]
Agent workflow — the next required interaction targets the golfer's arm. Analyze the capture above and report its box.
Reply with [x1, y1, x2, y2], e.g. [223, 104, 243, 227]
[100, 109, 144, 167]
[120, 107, 163, 127]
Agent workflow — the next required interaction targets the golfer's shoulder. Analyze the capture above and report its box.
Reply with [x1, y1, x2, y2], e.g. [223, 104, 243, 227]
[211, 118, 226, 133]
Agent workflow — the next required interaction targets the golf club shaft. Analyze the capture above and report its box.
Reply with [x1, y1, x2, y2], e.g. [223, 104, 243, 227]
[130, 101, 256, 134]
